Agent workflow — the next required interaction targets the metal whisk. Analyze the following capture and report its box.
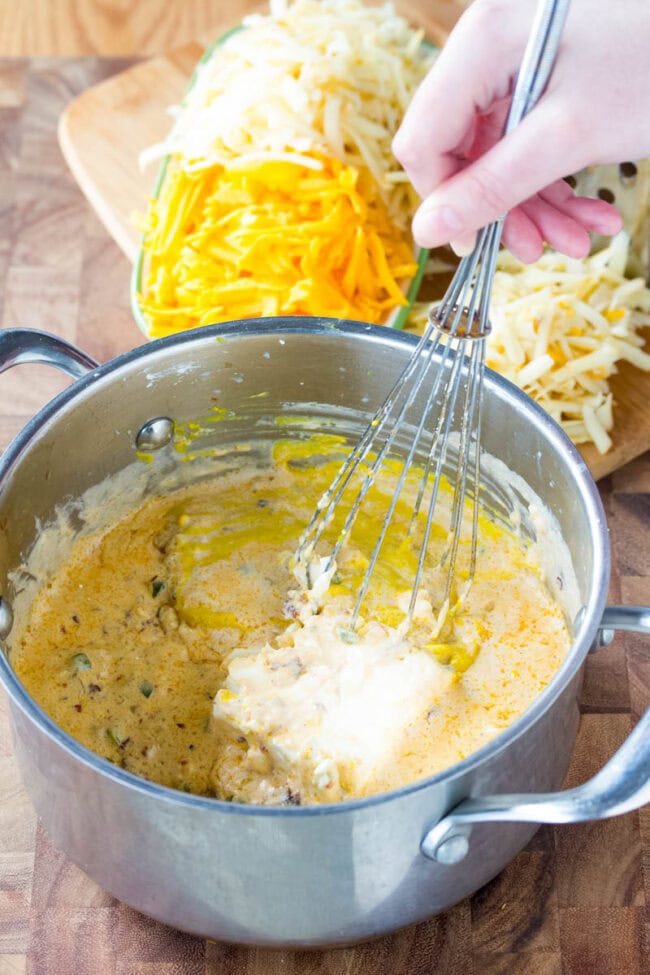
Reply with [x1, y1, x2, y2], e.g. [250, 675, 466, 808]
[295, 0, 570, 630]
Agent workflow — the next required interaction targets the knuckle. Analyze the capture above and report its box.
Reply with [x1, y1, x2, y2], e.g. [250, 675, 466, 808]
[391, 129, 414, 168]
[559, 104, 594, 167]
[461, 0, 512, 42]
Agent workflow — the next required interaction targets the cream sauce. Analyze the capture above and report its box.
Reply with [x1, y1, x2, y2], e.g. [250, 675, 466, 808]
[11, 437, 571, 804]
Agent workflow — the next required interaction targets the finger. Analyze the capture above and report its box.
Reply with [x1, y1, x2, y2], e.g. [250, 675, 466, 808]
[539, 182, 623, 235]
[392, 2, 531, 198]
[502, 208, 544, 264]
[401, 152, 460, 202]
[536, 179, 574, 205]
[411, 98, 594, 248]
[450, 232, 477, 257]
[520, 196, 591, 258]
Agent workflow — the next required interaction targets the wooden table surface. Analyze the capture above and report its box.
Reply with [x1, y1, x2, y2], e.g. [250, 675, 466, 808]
[0, 30, 649, 975]
[0, 0, 468, 55]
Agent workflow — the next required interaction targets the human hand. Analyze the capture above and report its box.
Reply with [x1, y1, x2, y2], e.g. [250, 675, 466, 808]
[393, 0, 650, 262]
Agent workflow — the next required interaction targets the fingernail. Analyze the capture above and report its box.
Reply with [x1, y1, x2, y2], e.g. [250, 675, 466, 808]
[450, 235, 477, 257]
[413, 204, 464, 247]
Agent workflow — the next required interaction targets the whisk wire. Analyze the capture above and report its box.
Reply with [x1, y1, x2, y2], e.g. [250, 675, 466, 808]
[405, 342, 467, 621]
[295, 319, 445, 569]
[294, 0, 570, 630]
[350, 336, 447, 626]
[442, 336, 485, 599]
[325, 327, 448, 571]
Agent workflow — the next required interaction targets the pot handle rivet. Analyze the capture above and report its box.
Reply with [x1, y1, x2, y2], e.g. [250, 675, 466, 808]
[596, 627, 615, 648]
[0, 598, 14, 640]
[425, 828, 471, 865]
[135, 417, 174, 452]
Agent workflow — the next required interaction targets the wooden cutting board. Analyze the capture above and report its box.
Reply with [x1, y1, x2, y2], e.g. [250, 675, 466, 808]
[56, 1, 650, 482]
[2, 53, 648, 975]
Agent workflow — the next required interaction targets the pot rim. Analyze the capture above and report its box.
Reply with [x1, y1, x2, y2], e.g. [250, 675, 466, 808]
[0, 317, 610, 816]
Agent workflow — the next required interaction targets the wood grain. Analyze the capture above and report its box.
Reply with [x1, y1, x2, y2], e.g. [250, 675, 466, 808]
[0, 0, 468, 57]
[0, 0, 262, 58]
[0, 51, 648, 975]
[58, 42, 202, 261]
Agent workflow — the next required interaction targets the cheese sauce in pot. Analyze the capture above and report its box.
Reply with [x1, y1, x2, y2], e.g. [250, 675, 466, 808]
[11, 437, 571, 805]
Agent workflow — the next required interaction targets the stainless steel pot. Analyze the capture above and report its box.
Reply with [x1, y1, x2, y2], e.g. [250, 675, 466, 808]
[0, 319, 648, 947]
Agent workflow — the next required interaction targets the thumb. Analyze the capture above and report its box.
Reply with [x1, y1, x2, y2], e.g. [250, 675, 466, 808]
[411, 100, 585, 249]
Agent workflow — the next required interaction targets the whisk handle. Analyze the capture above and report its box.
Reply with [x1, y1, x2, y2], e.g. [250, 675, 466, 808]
[505, 0, 571, 134]
[445, 0, 571, 290]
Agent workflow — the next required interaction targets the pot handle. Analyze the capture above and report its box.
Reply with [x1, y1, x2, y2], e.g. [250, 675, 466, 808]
[421, 605, 650, 864]
[0, 328, 98, 379]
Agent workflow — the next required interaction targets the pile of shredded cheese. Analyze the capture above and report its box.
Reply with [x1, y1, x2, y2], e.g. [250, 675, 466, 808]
[136, 0, 434, 337]
[139, 156, 417, 334]
[487, 235, 650, 453]
[141, 0, 434, 231]
[407, 234, 650, 453]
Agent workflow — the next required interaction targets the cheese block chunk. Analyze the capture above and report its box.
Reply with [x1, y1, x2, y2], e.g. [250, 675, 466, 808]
[212, 611, 454, 804]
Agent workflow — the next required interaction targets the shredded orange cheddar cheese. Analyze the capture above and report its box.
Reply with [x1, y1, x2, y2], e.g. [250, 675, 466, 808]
[137, 155, 417, 337]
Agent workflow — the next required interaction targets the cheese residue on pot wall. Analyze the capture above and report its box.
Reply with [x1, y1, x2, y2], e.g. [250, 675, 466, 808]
[9, 438, 573, 806]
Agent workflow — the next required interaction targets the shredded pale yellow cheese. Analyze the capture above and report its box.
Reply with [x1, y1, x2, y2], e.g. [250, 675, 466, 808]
[140, 0, 435, 231]
[487, 235, 650, 453]
[407, 234, 650, 454]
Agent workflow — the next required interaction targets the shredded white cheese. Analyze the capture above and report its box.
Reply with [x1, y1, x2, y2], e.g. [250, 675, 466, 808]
[408, 234, 650, 453]
[486, 234, 650, 453]
[139, 0, 435, 230]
